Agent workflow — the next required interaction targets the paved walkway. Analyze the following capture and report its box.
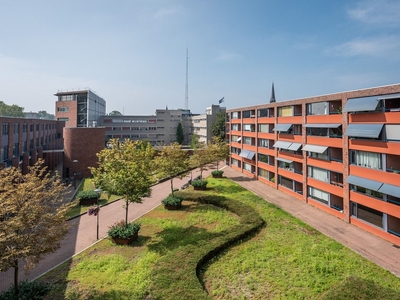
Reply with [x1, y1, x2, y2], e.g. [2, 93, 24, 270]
[223, 167, 400, 278]
[1, 165, 399, 292]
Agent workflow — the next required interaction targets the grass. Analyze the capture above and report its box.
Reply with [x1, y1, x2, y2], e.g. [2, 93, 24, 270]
[39, 178, 400, 299]
[66, 179, 122, 219]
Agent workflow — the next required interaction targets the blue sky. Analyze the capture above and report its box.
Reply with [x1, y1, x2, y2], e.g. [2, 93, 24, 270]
[0, 0, 399, 115]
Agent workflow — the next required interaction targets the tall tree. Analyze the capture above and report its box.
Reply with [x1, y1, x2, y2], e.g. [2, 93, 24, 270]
[209, 136, 230, 170]
[91, 139, 155, 225]
[109, 110, 123, 116]
[154, 142, 188, 195]
[176, 122, 184, 145]
[190, 133, 201, 150]
[0, 160, 73, 296]
[189, 144, 214, 178]
[0, 101, 24, 117]
[211, 111, 226, 141]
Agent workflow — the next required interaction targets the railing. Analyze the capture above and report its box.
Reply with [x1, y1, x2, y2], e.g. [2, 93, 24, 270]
[330, 181, 344, 187]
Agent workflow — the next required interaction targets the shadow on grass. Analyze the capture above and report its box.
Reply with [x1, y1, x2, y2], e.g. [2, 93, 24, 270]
[227, 176, 257, 182]
[320, 275, 400, 300]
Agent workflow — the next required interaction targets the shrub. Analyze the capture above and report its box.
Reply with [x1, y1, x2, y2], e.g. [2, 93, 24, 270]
[0, 280, 51, 300]
[107, 220, 141, 239]
[191, 179, 208, 188]
[211, 170, 224, 177]
[77, 190, 98, 200]
[161, 194, 183, 206]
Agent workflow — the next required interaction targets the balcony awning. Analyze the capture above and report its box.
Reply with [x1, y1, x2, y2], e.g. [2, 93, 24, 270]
[378, 183, 400, 198]
[273, 140, 292, 150]
[385, 125, 400, 141]
[273, 123, 293, 132]
[302, 144, 328, 154]
[276, 157, 293, 164]
[239, 149, 255, 160]
[305, 124, 341, 128]
[345, 124, 383, 139]
[346, 175, 383, 192]
[377, 93, 400, 100]
[287, 142, 302, 151]
[343, 96, 381, 112]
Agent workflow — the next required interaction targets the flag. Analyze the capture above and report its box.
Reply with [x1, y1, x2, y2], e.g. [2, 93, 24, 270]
[219, 97, 224, 104]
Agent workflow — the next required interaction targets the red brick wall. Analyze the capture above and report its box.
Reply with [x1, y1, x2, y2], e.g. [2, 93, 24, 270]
[55, 101, 78, 127]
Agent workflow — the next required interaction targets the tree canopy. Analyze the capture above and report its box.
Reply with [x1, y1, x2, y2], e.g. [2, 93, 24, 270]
[0, 101, 24, 118]
[176, 122, 184, 145]
[0, 160, 73, 296]
[91, 139, 155, 225]
[108, 110, 123, 116]
[209, 136, 230, 170]
[211, 111, 226, 141]
[37, 111, 55, 120]
[154, 142, 188, 195]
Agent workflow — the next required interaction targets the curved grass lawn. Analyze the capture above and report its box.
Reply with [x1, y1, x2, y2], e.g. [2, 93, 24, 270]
[39, 178, 400, 299]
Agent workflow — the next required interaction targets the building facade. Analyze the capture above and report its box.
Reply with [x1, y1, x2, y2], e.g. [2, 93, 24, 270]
[55, 88, 106, 128]
[227, 83, 400, 246]
[191, 105, 226, 144]
[0, 116, 64, 173]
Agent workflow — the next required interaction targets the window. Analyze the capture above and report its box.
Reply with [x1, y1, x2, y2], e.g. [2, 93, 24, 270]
[231, 147, 241, 155]
[258, 154, 269, 163]
[231, 135, 241, 142]
[279, 176, 293, 189]
[23, 123, 27, 133]
[258, 168, 269, 178]
[2, 145, 8, 160]
[306, 102, 328, 115]
[308, 166, 329, 182]
[231, 124, 239, 131]
[57, 118, 69, 122]
[231, 158, 241, 167]
[243, 137, 254, 145]
[13, 143, 19, 157]
[14, 123, 20, 134]
[278, 106, 293, 117]
[57, 107, 69, 112]
[308, 186, 329, 205]
[231, 112, 240, 119]
[243, 162, 254, 173]
[2, 123, 9, 135]
[351, 185, 383, 199]
[351, 203, 383, 228]
[258, 108, 268, 118]
[257, 138, 269, 148]
[309, 149, 329, 160]
[243, 124, 255, 132]
[258, 124, 271, 133]
[351, 150, 382, 170]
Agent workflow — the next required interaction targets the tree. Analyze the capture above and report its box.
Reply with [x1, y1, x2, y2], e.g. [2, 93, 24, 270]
[209, 136, 230, 170]
[176, 122, 184, 145]
[211, 111, 226, 141]
[0, 101, 24, 117]
[37, 111, 55, 120]
[154, 143, 188, 196]
[91, 139, 155, 225]
[189, 144, 214, 178]
[0, 160, 73, 296]
[109, 110, 122, 116]
[190, 133, 201, 150]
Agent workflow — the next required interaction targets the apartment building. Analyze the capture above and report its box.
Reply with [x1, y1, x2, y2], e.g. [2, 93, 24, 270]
[191, 105, 226, 144]
[55, 88, 106, 128]
[227, 83, 400, 246]
[0, 116, 64, 173]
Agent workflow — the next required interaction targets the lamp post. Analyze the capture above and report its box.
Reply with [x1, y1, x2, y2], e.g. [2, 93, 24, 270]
[72, 159, 78, 189]
[94, 188, 102, 240]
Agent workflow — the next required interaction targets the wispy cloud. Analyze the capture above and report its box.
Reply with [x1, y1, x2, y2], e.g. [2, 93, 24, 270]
[326, 35, 400, 58]
[347, 0, 400, 26]
[215, 51, 242, 62]
[152, 6, 185, 19]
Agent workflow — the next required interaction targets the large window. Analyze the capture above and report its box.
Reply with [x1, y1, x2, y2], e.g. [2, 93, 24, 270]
[231, 158, 241, 168]
[231, 147, 240, 155]
[57, 107, 69, 112]
[231, 112, 240, 119]
[351, 150, 382, 170]
[231, 135, 241, 143]
[258, 124, 271, 133]
[350, 185, 383, 199]
[231, 124, 240, 131]
[243, 137, 254, 145]
[257, 138, 269, 148]
[2, 123, 9, 135]
[243, 124, 255, 132]
[309, 149, 329, 160]
[258, 168, 269, 178]
[279, 176, 293, 189]
[308, 166, 329, 182]
[278, 106, 293, 117]
[258, 108, 268, 118]
[258, 153, 269, 163]
[351, 203, 383, 228]
[243, 162, 254, 173]
[306, 102, 328, 115]
[308, 186, 329, 205]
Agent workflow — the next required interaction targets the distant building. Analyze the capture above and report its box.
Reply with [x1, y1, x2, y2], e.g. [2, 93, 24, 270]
[100, 105, 225, 146]
[55, 88, 106, 128]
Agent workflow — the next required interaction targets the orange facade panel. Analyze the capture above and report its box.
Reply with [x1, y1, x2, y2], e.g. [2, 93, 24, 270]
[306, 157, 343, 173]
[230, 130, 241, 135]
[231, 119, 241, 124]
[257, 147, 274, 156]
[257, 117, 274, 123]
[242, 118, 256, 124]
[308, 198, 345, 220]
[350, 191, 400, 218]
[231, 141, 241, 148]
[277, 168, 303, 183]
[277, 116, 302, 124]
[306, 114, 343, 124]
[242, 144, 256, 151]
[278, 151, 303, 163]
[277, 133, 303, 143]
[349, 140, 399, 155]
[306, 136, 343, 148]
[258, 132, 274, 139]
[349, 112, 400, 124]
[307, 177, 344, 198]
[243, 131, 256, 138]
[349, 165, 400, 186]
[258, 161, 275, 172]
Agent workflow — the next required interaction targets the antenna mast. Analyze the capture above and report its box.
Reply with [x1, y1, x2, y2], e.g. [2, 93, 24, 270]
[185, 48, 189, 110]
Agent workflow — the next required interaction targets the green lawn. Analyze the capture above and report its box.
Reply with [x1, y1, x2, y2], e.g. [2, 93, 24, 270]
[40, 178, 400, 299]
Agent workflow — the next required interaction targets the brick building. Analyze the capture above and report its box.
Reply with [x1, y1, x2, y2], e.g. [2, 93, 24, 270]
[227, 83, 400, 246]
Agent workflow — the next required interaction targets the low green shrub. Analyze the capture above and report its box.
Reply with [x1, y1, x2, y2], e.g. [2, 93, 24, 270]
[191, 179, 208, 188]
[77, 190, 98, 200]
[211, 170, 224, 177]
[0, 280, 51, 300]
[107, 220, 141, 239]
[161, 194, 183, 206]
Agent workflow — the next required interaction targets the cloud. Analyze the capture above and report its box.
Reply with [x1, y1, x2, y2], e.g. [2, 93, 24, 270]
[152, 6, 185, 19]
[215, 51, 242, 62]
[326, 35, 400, 58]
[347, 0, 400, 26]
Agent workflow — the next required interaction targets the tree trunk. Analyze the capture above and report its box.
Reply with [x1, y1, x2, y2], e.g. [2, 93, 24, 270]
[170, 178, 174, 196]
[14, 259, 19, 296]
[125, 200, 129, 226]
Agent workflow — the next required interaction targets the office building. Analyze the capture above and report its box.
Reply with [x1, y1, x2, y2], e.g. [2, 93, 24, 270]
[227, 83, 400, 245]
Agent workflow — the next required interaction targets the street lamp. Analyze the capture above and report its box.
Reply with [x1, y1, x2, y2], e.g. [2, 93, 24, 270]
[72, 159, 78, 189]
[94, 188, 102, 240]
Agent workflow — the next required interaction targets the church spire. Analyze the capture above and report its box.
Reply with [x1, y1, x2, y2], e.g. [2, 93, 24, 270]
[270, 81, 276, 103]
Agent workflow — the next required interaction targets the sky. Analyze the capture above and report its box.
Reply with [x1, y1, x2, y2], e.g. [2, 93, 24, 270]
[0, 0, 399, 116]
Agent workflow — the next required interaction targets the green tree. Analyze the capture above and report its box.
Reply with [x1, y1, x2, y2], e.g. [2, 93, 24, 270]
[154, 142, 188, 195]
[0, 160, 73, 296]
[209, 136, 230, 170]
[189, 144, 214, 178]
[211, 111, 226, 141]
[109, 110, 122, 116]
[0, 101, 24, 117]
[176, 122, 184, 145]
[91, 139, 155, 225]
[37, 111, 55, 120]
[190, 133, 201, 150]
